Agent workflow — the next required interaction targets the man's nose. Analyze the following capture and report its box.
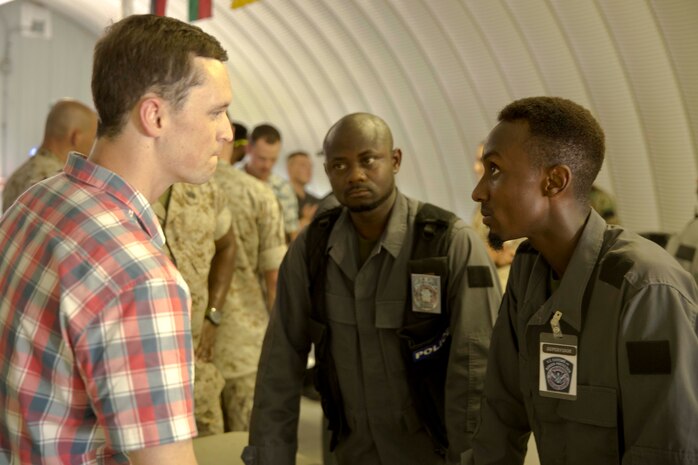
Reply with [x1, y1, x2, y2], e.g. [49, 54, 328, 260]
[347, 164, 367, 183]
[472, 176, 486, 202]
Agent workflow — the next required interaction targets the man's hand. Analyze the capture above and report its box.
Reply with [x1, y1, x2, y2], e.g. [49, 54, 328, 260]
[195, 320, 218, 362]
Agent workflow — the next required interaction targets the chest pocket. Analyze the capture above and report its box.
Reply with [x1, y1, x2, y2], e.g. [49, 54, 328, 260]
[540, 385, 620, 465]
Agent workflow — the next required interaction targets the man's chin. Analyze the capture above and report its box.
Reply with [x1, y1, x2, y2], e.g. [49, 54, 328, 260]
[347, 201, 379, 213]
[487, 231, 505, 251]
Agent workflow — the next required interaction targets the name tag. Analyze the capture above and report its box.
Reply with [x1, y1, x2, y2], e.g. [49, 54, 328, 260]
[411, 273, 441, 314]
[539, 332, 578, 400]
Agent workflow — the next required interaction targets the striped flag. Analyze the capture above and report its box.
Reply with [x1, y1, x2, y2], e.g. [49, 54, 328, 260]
[151, 0, 166, 16]
[189, 0, 212, 21]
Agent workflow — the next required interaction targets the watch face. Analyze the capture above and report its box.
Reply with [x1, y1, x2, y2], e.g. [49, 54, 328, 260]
[207, 308, 222, 325]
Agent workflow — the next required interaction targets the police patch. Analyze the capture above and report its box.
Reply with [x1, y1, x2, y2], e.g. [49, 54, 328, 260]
[411, 273, 441, 314]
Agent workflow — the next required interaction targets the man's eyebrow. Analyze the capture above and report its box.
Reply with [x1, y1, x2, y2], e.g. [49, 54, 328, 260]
[481, 151, 497, 161]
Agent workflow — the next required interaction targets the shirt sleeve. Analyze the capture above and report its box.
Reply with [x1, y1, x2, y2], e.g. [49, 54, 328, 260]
[444, 222, 502, 463]
[617, 283, 698, 463]
[462, 257, 531, 465]
[256, 184, 287, 272]
[73, 277, 197, 453]
[244, 233, 312, 465]
[212, 180, 233, 241]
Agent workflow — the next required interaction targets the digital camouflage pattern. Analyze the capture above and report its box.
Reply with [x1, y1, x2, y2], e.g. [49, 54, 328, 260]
[213, 162, 286, 430]
[2, 149, 64, 212]
[154, 180, 232, 436]
[267, 172, 300, 236]
[589, 185, 620, 225]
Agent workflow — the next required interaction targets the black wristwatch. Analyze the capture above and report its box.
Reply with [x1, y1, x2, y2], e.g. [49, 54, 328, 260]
[205, 307, 222, 326]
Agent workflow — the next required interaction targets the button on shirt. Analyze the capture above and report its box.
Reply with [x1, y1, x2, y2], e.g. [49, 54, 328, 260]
[0, 154, 196, 464]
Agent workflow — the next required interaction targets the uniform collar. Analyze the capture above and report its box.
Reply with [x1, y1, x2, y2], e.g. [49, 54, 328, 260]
[327, 191, 408, 276]
[63, 153, 166, 248]
[529, 209, 606, 332]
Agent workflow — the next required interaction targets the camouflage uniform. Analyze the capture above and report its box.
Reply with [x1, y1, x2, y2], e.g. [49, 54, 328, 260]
[2, 149, 64, 212]
[238, 162, 299, 237]
[589, 185, 620, 225]
[213, 161, 286, 431]
[267, 173, 300, 237]
[153, 180, 232, 436]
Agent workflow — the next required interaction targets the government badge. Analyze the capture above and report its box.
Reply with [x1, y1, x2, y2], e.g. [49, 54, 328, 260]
[411, 273, 441, 314]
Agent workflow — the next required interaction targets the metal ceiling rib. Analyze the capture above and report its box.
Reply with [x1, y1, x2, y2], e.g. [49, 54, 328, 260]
[29, 0, 698, 232]
[357, 0, 457, 212]
[550, 1, 660, 231]
[649, 0, 698, 165]
[598, 0, 696, 232]
[311, 0, 427, 202]
[385, 0, 482, 217]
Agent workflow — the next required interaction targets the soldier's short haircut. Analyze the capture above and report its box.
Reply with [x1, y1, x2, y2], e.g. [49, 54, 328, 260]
[499, 96, 605, 200]
[251, 124, 281, 144]
[233, 122, 248, 143]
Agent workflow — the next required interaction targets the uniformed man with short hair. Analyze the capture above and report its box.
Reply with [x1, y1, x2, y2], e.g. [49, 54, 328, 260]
[213, 119, 287, 432]
[3, 99, 97, 212]
[153, 179, 236, 436]
[466, 96, 698, 465]
[244, 112, 501, 465]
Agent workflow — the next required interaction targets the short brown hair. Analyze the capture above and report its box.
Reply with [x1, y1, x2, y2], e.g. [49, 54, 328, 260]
[250, 124, 281, 144]
[92, 14, 227, 138]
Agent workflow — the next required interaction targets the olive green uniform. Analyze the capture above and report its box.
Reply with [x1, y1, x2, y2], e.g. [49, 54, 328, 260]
[245, 193, 501, 465]
[465, 211, 698, 465]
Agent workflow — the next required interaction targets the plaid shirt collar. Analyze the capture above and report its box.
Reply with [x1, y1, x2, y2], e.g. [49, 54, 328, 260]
[63, 152, 166, 249]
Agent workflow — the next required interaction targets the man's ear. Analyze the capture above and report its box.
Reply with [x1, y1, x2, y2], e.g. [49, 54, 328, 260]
[68, 129, 80, 148]
[138, 95, 165, 137]
[391, 148, 402, 174]
[544, 164, 572, 197]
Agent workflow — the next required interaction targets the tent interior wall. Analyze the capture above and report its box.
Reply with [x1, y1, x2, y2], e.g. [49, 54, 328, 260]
[0, 0, 696, 234]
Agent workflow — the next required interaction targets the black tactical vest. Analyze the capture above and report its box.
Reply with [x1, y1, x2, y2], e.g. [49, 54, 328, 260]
[305, 202, 457, 455]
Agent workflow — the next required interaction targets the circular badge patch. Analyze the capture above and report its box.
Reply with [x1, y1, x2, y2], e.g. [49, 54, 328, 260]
[543, 357, 573, 393]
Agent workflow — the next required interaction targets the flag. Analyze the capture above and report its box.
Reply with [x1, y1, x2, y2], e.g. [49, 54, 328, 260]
[150, 0, 166, 16]
[231, 0, 259, 10]
[189, 0, 212, 21]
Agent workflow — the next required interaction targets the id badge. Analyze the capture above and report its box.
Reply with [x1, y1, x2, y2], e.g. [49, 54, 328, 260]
[411, 273, 441, 314]
[539, 332, 578, 400]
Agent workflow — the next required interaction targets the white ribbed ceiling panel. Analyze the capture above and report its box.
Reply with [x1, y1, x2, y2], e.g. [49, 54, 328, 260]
[34, 0, 698, 233]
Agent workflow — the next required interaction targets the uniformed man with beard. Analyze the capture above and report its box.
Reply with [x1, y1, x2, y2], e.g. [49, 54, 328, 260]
[244, 112, 500, 465]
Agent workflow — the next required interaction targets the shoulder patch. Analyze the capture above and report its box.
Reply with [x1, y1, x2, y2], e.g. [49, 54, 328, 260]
[676, 244, 696, 263]
[599, 253, 634, 289]
[467, 266, 493, 288]
[626, 340, 671, 375]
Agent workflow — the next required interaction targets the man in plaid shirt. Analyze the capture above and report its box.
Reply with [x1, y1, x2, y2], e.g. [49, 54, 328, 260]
[0, 14, 233, 465]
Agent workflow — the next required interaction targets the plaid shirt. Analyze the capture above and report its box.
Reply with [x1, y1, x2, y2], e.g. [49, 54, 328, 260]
[0, 154, 196, 464]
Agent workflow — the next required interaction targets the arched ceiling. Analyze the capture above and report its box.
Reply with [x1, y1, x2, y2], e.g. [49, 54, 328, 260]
[37, 0, 698, 232]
